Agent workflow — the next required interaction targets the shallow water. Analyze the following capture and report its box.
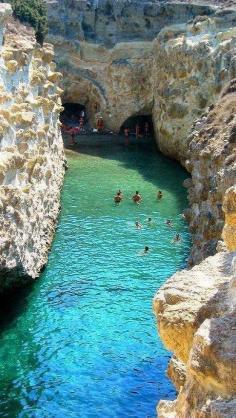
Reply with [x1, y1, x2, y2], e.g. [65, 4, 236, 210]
[0, 137, 190, 418]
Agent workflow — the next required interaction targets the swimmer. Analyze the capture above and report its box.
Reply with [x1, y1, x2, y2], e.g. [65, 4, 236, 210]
[139, 246, 150, 256]
[135, 221, 142, 229]
[118, 189, 124, 199]
[172, 233, 181, 243]
[132, 191, 142, 204]
[147, 217, 154, 226]
[114, 191, 122, 204]
[165, 219, 173, 227]
[157, 191, 163, 199]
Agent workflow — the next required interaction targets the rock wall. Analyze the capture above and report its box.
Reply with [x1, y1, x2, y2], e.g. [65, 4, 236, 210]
[46, 1, 236, 147]
[152, 14, 236, 163]
[185, 80, 236, 264]
[46, 0, 229, 131]
[0, 6, 65, 292]
[154, 87, 236, 417]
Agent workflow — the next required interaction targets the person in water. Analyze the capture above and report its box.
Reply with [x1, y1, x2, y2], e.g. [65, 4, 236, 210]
[165, 219, 173, 227]
[138, 246, 150, 256]
[157, 190, 163, 199]
[135, 221, 142, 229]
[147, 217, 154, 226]
[118, 189, 124, 199]
[114, 191, 123, 204]
[132, 191, 142, 204]
[172, 233, 181, 243]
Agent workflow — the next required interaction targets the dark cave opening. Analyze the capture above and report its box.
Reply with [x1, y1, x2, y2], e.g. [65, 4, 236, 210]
[119, 114, 154, 137]
[60, 103, 86, 126]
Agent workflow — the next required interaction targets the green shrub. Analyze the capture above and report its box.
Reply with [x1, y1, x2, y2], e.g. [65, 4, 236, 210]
[1, 0, 48, 44]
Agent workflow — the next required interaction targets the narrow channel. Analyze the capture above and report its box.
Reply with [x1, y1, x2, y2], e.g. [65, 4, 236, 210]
[0, 134, 190, 417]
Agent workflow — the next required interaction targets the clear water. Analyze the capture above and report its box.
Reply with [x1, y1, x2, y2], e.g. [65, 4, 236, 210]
[0, 138, 190, 418]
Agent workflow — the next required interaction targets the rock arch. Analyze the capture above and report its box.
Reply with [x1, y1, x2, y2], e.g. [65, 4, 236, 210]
[61, 73, 108, 128]
[119, 113, 154, 137]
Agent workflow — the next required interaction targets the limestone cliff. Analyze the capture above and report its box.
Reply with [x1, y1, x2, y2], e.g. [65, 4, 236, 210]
[46, 1, 236, 151]
[0, 6, 65, 291]
[154, 88, 236, 417]
[185, 81, 236, 264]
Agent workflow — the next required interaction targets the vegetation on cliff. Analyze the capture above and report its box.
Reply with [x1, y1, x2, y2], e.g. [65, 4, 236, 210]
[1, 0, 47, 43]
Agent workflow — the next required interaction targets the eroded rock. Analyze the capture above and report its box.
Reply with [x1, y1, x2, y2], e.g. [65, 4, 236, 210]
[0, 10, 65, 291]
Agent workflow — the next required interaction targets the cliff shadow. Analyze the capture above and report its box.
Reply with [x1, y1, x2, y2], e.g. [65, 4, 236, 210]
[63, 132, 190, 205]
[0, 284, 33, 335]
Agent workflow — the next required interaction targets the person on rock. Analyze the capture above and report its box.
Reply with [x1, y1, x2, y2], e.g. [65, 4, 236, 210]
[79, 117, 84, 128]
[135, 123, 141, 139]
[144, 122, 149, 138]
[97, 116, 104, 132]
[69, 128, 76, 146]
[124, 127, 129, 145]
[132, 191, 142, 204]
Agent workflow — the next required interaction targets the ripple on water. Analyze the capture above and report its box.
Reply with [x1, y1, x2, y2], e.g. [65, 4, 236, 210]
[0, 143, 190, 418]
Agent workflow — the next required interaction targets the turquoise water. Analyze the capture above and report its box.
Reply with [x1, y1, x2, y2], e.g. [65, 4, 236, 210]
[0, 138, 190, 418]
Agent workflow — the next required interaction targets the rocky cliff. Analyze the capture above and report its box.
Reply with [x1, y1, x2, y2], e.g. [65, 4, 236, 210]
[0, 5, 65, 291]
[154, 87, 236, 417]
[46, 1, 236, 153]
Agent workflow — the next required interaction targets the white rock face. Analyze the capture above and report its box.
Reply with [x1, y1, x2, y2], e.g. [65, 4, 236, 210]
[0, 8, 65, 291]
[154, 251, 236, 418]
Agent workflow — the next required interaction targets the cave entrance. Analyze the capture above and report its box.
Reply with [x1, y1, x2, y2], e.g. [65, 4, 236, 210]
[60, 103, 87, 127]
[119, 114, 154, 140]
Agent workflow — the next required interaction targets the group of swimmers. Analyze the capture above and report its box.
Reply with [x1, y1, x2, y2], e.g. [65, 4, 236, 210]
[114, 190, 164, 205]
[113, 189, 182, 254]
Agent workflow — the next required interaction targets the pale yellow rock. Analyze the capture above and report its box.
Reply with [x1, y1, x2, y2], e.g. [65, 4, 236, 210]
[0, 91, 12, 104]
[11, 111, 35, 125]
[42, 43, 54, 64]
[35, 97, 55, 113]
[154, 252, 236, 417]
[1, 48, 13, 61]
[47, 71, 62, 83]
[5, 59, 18, 72]
[30, 69, 47, 85]
[222, 186, 236, 251]
[0, 11, 65, 286]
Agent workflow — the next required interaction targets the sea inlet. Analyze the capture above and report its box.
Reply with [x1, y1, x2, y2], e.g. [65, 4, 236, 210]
[0, 134, 190, 417]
